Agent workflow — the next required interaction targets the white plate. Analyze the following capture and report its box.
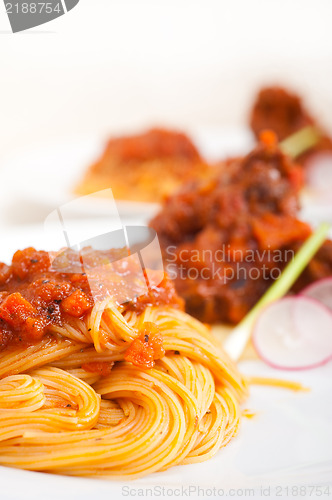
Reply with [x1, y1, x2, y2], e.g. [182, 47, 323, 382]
[1, 222, 332, 500]
[0, 127, 255, 220]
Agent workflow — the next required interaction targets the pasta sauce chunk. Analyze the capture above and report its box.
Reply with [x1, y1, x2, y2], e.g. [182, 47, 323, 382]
[0, 247, 181, 348]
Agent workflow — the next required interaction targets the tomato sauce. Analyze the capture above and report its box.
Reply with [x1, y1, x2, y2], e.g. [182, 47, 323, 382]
[103, 128, 202, 164]
[82, 362, 114, 377]
[124, 322, 165, 369]
[250, 86, 332, 162]
[0, 247, 181, 349]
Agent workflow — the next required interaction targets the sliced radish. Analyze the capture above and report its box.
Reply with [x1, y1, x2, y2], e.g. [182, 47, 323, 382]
[306, 153, 332, 200]
[301, 278, 332, 312]
[252, 296, 332, 370]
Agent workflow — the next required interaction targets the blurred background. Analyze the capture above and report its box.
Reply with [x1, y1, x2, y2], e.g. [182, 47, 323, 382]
[0, 0, 331, 226]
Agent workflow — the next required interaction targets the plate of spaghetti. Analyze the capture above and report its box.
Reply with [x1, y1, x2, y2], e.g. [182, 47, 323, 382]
[1, 84, 332, 500]
[0, 222, 332, 500]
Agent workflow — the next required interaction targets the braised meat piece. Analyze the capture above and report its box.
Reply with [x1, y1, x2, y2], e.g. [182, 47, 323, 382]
[151, 133, 332, 324]
[250, 86, 332, 162]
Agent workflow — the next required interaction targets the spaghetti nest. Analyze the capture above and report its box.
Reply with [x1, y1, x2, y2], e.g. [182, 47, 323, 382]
[0, 301, 248, 479]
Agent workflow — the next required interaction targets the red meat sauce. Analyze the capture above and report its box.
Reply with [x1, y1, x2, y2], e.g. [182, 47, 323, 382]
[0, 247, 181, 362]
[250, 86, 332, 163]
[124, 322, 165, 369]
[150, 132, 332, 324]
[103, 128, 202, 164]
[81, 362, 114, 377]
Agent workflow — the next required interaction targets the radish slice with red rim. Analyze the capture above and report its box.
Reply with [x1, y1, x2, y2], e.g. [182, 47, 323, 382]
[306, 153, 332, 202]
[301, 277, 332, 312]
[252, 296, 332, 370]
